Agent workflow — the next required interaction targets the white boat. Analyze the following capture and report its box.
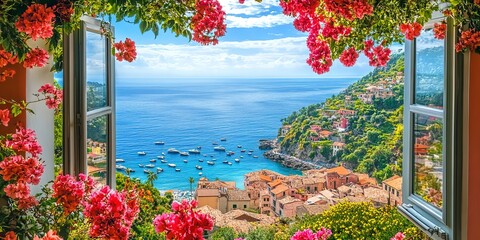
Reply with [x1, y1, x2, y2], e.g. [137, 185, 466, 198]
[214, 146, 226, 152]
[116, 158, 125, 163]
[237, 145, 242, 148]
[167, 148, 180, 154]
[116, 165, 127, 171]
[154, 141, 165, 145]
[253, 155, 258, 158]
[227, 151, 235, 156]
[157, 156, 165, 159]
[144, 169, 151, 174]
[188, 149, 201, 154]
[247, 152, 252, 155]
[138, 151, 146, 156]
[207, 161, 215, 165]
[222, 160, 228, 164]
[240, 156, 244, 158]
[198, 172, 203, 175]
[127, 168, 135, 173]
[168, 163, 176, 168]
[145, 164, 155, 168]
[196, 165, 203, 170]
[198, 159, 204, 162]
[234, 159, 240, 162]
[138, 164, 144, 168]
[150, 159, 157, 163]
[220, 138, 227, 141]
[179, 152, 189, 156]
[240, 149, 246, 152]
[161, 160, 168, 163]
[228, 162, 232, 165]
[175, 168, 181, 172]
[157, 167, 163, 173]
[183, 159, 188, 163]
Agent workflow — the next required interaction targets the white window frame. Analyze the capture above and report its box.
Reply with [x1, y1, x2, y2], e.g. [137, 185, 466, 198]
[62, 16, 116, 186]
[399, 16, 463, 240]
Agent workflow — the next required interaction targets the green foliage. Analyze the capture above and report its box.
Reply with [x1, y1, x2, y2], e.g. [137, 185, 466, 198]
[289, 201, 427, 240]
[239, 226, 277, 240]
[210, 227, 237, 240]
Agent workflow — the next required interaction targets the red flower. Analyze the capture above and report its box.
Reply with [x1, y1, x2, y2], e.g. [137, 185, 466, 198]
[455, 29, 480, 52]
[364, 40, 391, 67]
[6, 127, 43, 157]
[38, 83, 63, 109]
[4, 182, 38, 209]
[0, 49, 18, 68]
[0, 155, 44, 185]
[53, 174, 90, 215]
[339, 47, 359, 67]
[433, 22, 446, 40]
[400, 22, 422, 40]
[1, 69, 16, 83]
[279, 0, 319, 16]
[15, 4, 55, 40]
[323, 0, 373, 21]
[191, 0, 226, 45]
[55, 0, 74, 23]
[23, 48, 49, 68]
[306, 25, 332, 75]
[239, 0, 245, 3]
[321, 21, 351, 41]
[114, 38, 137, 62]
[391, 232, 405, 240]
[0, 109, 10, 126]
[4, 231, 17, 240]
[33, 230, 63, 240]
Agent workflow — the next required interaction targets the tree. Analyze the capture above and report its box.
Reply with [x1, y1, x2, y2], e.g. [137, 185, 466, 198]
[147, 171, 157, 186]
[189, 177, 195, 200]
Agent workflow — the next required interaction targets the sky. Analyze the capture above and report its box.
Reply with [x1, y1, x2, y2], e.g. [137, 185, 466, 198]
[110, 0, 376, 81]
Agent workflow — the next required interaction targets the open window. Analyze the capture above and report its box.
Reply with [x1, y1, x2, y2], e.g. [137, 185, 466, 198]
[399, 16, 463, 240]
[63, 16, 115, 186]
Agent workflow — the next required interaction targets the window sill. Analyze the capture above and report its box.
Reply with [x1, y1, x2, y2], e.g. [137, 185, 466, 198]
[398, 204, 447, 240]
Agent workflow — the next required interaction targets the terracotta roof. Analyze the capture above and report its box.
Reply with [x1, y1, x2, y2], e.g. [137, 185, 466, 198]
[297, 204, 330, 216]
[326, 166, 351, 176]
[383, 175, 402, 191]
[271, 184, 289, 195]
[333, 142, 346, 147]
[268, 179, 283, 188]
[259, 175, 272, 182]
[278, 196, 302, 205]
[196, 188, 220, 197]
[364, 187, 388, 204]
[227, 189, 250, 201]
[319, 130, 333, 136]
[337, 185, 351, 192]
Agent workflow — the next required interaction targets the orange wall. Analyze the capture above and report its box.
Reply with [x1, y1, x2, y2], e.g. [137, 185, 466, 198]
[468, 52, 480, 239]
[0, 62, 26, 135]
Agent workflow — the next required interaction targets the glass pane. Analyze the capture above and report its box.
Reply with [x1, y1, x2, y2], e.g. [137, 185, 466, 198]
[414, 29, 444, 109]
[413, 113, 443, 209]
[87, 115, 109, 185]
[86, 31, 107, 111]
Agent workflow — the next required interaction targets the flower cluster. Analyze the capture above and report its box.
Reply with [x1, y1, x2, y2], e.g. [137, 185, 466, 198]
[455, 29, 480, 53]
[291, 228, 332, 240]
[153, 200, 214, 240]
[23, 47, 50, 68]
[321, 21, 351, 41]
[339, 47, 359, 67]
[307, 39, 333, 75]
[52, 174, 95, 215]
[364, 40, 391, 67]
[55, 0, 74, 23]
[83, 185, 139, 240]
[0, 155, 43, 184]
[391, 232, 405, 240]
[33, 230, 63, 240]
[400, 22, 422, 41]
[323, 0, 373, 21]
[433, 22, 447, 40]
[15, 4, 55, 41]
[0, 109, 10, 126]
[6, 127, 43, 157]
[191, 0, 226, 45]
[0, 49, 18, 83]
[114, 38, 137, 62]
[38, 83, 63, 110]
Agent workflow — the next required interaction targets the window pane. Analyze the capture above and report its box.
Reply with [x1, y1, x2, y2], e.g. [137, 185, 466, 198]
[414, 29, 444, 109]
[87, 115, 109, 185]
[413, 113, 443, 209]
[86, 31, 107, 111]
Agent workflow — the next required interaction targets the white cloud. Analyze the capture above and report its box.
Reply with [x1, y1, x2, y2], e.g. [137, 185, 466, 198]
[219, 0, 279, 15]
[226, 14, 292, 28]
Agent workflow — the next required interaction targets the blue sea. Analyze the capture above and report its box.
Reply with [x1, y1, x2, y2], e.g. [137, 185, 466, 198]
[115, 78, 357, 190]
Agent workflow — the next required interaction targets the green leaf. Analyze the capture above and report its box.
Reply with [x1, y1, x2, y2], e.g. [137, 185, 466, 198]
[152, 24, 159, 38]
[11, 104, 22, 117]
[139, 21, 147, 33]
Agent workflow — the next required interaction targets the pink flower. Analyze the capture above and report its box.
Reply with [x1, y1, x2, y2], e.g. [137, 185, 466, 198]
[53, 174, 91, 215]
[114, 38, 137, 62]
[38, 83, 63, 109]
[391, 232, 405, 240]
[321, 21, 351, 41]
[400, 22, 422, 40]
[23, 47, 49, 68]
[306, 36, 332, 75]
[0, 155, 44, 185]
[364, 40, 391, 67]
[291, 228, 332, 240]
[239, 0, 245, 3]
[280, 0, 319, 16]
[323, 0, 373, 20]
[433, 22, 446, 40]
[0, 109, 10, 126]
[455, 29, 480, 52]
[153, 200, 214, 240]
[33, 230, 63, 240]
[191, 0, 226, 45]
[4, 182, 38, 209]
[15, 4, 55, 40]
[6, 127, 43, 157]
[339, 47, 359, 67]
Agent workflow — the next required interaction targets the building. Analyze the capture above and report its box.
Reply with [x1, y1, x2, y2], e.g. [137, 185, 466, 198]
[280, 125, 291, 136]
[337, 109, 356, 117]
[226, 189, 251, 211]
[382, 175, 402, 206]
[332, 142, 346, 156]
[259, 190, 271, 215]
[325, 166, 359, 190]
[195, 178, 245, 213]
[278, 196, 303, 218]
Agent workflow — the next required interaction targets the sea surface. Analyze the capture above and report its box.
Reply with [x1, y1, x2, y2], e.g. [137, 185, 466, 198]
[116, 78, 357, 190]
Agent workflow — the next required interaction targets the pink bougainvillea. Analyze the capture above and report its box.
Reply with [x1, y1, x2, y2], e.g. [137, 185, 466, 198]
[23, 47, 49, 68]
[153, 200, 214, 240]
[433, 22, 446, 40]
[291, 228, 332, 240]
[0, 155, 44, 184]
[455, 29, 480, 52]
[38, 83, 63, 110]
[306, 38, 332, 75]
[391, 232, 405, 240]
[4, 231, 17, 240]
[321, 21, 351, 41]
[0, 109, 10, 126]
[323, 0, 373, 21]
[339, 47, 359, 67]
[6, 127, 43, 157]
[364, 40, 391, 67]
[114, 38, 137, 62]
[4, 182, 38, 209]
[191, 0, 226, 45]
[400, 22, 422, 40]
[83, 185, 139, 240]
[52, 174, 94, 215]
[33, 230, 63, 240]
[15, 4, 55, 40]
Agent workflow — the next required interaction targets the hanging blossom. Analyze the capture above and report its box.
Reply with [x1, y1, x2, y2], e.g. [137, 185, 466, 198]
[83, 185, 139, 240]
[290, 228, 332, 240]
[399, 22, 422, 40]
[280, 0, 319, 16]
[455, 29, 480, 52]
[114, 38, 137, 62]
[15, 4, 55, 40]
[321, 21, 351, 41]
[52, 174, 95, 215]
[38, 83, 63, 110]
[339, 47, 359, 67]
[23, 47, 49, 68]
[391, 232, 405, 240]
[1, 69, 16, 83]
[0, 155, 44, 185]
[0, 109, 10, 126]
[323, 0, 373, 21]
[239, 0, 245, 3]
[306, 28, 333, 75]
[191, 0, 226, 45]
[0, 49, 18, 68]
[153, 200, 214, 240]
[6, 127, 43, 157]
[33, 230, 63, 240]
[433, 22, 447, 40]
[364, 39, 391, 67]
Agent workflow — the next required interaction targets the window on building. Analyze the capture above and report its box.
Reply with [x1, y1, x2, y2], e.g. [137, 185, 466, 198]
[243, 205, 247, 209]
[63, 16, 115, 186]
[314, 186, 318, 191]
[233, 204, 237, 209]
[399, 17, 462, 240]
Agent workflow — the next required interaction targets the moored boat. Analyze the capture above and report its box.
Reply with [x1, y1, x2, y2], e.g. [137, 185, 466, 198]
[227, 151, 235, 156]
[150, 159, 157, 163]
[207, 161, 215, 165]
[175, 168, 181, 172]
[212, 142, 218, 145]
[220, 138, 227, 141]
[144, 169, 151, 174]
[138, 151, 146, 156]
[127, 168, 135, 173]
[138, 164, 145, 168]
[240, 149, 246, 152]
[145, 164, 155, 168]
[253, 155, 258, 158]
[247, 152, 252, 155]
[188, 149, 201, 154]
[179, 152, 189, 156]
[116, 158, 125, 163]
[214, 146, 226, 152]
[234, 159, 240, 162]
[154, 141, 165, 145]
[222, 160, 228, 164]
[183, 159, 188, 163]
[167, 148, 180, 154]
[116, 165, 127, 171]
[157, 156, 165, 159]
[228, 162, 232, 165]
[196, 165, 203, 170]
[198, 159, 204, 162]
[168, 163, 176, 168]
[157, 167, 163, 173]
[198, 172, 202, 175]
[161, 160, 167, 163]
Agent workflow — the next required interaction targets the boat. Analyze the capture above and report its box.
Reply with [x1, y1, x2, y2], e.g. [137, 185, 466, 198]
[162, 152, 165, 155]
[138, 151, 146, 156]
[167, 148, 180, 154]
[116, 158, 125, 163]
[116, 165, 127, 171]
[160, 160, 167, 163]
[228, 162, 232, 165]
[179, 152, 189, 156]
[168, 163, 176, 168]
[145, 164, 155, 168]
[220, 138, 227, 141]
[150, 159, 157, 163]
[240, 156, 244, 158]
[198, 159, 204, 162]
[212, 142, 218, 145]
[198, 172, 203, 175]
[214, 146, 226, 152]
[154, 141, 165, 145]
[207, 161, 215, 165]
[235, 159, 240, 162]
[183, 159, 188, 163]
[188, 149, 201, 154]
[138, 164, 144, 168]
[240, 149, 246, 152]
[247, 152, 252, 155]
[196, 165, 203, 170]
[203, 154, 208, 157]
[227, 151, 235, 156]
[253, 155, 258, 158]
[248, 150, 254, 152]
[237, 145, 242, 148]
[222, 160, 228, 164]
[157, 156, 165, 159]
[212, 158, 217, 161]
[157, 167, 163, 173]
[175, 168, 181, 172]
[197, 146, 202, 149]
[144, 169, 151, 174]
[127, 168, 135, 173]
